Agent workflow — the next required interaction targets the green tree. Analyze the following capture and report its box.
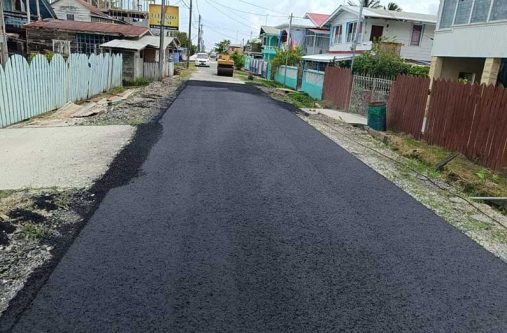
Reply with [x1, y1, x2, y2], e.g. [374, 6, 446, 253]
[385, 2, 402, 11]
[271, 47, 302, 68]
[176, 32, 197, 56]
[231, 51, 245, 70]
[215, 40, 231, 54]
[352, 44, 409, 77]
[347, 0, 382, 8]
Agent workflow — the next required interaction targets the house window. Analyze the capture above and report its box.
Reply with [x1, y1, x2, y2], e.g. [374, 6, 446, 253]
[333, 25, 342, 44]
[66, 14, 75, 21]
[440, 0, 458, 28]
[471, 0, 492, 23]
[346, 22, 357, 43]
[491, 0, 507, 21]
[454, 0, 474, 24]
[410, 25, 423, 46]
[52, 40, 71, 55]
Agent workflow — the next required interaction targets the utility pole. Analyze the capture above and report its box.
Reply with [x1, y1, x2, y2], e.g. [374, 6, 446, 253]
[350, 1, 363, 71]
[0, 0, 8, 65]
[158, 0, 166, 80]
[197, 14, 201, 53]
[283, 13, 293, 87]
[186, 0, 192, 68]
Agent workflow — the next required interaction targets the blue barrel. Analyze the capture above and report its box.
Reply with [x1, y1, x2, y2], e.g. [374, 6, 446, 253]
[367, 102, 387, 131]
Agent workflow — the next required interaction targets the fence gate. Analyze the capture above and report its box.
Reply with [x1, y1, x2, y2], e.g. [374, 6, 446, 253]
[322, 67, 353, 110]
[349, 74, 393, 115]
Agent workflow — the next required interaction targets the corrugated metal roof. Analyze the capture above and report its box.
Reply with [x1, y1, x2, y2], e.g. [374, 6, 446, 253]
[100, 36, 178, 51]
[276, 17, 315, 29]
[362, 7, 437, 23]
[25, 20, 150, 37]
[322, 5, 437, 27]
[302, 53, 352, 63]
[260, 26, 280, 35]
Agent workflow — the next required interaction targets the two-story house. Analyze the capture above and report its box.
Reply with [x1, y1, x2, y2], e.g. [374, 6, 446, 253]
[321, 5, 437, 63]
[50, 0, 118, 23]
[259, 26, 280, 61]
[429, 0, 507, 86]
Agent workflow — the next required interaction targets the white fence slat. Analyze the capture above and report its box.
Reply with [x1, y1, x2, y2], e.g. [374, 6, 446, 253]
[0, 53, 123, 128]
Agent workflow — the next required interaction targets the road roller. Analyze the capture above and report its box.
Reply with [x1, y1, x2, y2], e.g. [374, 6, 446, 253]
[217, 54, 234, 77]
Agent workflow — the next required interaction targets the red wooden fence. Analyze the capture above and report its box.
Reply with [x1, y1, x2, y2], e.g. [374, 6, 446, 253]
[387, 75, 430, 139]
[323, 67, 353, 110]
[426, 80, 507, 171]
[387, 76, 507, 171]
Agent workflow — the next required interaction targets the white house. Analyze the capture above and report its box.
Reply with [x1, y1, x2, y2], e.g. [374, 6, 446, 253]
[51, 0, 117, 23]
[429, 0, 507, 86]
[321, 6, 437, 63]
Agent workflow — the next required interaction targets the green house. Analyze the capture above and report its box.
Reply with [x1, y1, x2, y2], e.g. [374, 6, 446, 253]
[260, 26, 280, 62]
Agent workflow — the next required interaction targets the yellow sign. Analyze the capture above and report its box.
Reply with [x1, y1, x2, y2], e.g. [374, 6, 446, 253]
[149, 4, 179, 30]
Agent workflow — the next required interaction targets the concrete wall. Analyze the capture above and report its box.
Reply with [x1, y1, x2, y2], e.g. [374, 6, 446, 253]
[275, 66, 298, 90]
[433, 23, 507, 58]
[52, 0, 92, 21]
[328, 11, 435, 62]
[301, 69, 324, 100]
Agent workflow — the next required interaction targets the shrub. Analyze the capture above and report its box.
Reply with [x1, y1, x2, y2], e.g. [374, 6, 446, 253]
[231, 51, 245, 70]
[407, 65, 430, 77]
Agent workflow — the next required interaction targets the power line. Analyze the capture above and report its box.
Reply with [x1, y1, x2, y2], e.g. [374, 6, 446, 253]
[208, 0, 288, 17]
[203, 0, 256, 29]
[234, 0, 286, 15]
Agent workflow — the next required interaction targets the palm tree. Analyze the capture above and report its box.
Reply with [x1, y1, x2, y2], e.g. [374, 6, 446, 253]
[347, 0, 382, 8]
[385, 2, 402, 11]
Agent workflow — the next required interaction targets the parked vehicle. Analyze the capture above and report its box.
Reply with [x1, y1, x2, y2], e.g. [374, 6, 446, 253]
[195, 53, 211, 67]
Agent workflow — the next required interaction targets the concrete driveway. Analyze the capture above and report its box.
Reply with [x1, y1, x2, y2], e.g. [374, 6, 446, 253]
[0, 126, 135, 190]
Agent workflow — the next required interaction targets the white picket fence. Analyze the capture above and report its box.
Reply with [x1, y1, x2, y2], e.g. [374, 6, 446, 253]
[0, 53, 123, 128]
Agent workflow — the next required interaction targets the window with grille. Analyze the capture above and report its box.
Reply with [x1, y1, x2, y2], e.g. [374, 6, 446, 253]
[66, 14, 74, 20]
[491, 0, 507, 21]
[440, 0, 458, 28]
[454, 0, 474, 24]
[75, 33, 114, 55]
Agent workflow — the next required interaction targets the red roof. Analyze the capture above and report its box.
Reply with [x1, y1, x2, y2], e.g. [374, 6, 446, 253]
[25, 20, 150, 38]
[306, 13, 330, 27]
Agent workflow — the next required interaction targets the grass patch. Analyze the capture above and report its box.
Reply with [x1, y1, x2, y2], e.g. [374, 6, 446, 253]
[0, 191, 13, 200]
[385, 133, 507, 213]
[20, 223, 47, 241]
[123, 78, 152, 87]
[287, 92, 317, 109]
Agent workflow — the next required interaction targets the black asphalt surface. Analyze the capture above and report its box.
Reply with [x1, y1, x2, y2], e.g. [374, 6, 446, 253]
[9, 80, 507, 332]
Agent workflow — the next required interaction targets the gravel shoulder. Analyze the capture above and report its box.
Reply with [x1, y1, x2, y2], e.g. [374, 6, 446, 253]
[301, 113, 507, 262]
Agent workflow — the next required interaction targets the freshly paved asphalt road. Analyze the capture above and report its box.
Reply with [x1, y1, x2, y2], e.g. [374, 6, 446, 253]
[10, 78, 507, 331]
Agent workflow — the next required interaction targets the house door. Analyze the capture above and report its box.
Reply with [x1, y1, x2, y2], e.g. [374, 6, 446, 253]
[370, 25, 384, 41]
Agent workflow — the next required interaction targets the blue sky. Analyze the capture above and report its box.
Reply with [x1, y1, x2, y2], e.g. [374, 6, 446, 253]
[170, 0, 441, 50]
